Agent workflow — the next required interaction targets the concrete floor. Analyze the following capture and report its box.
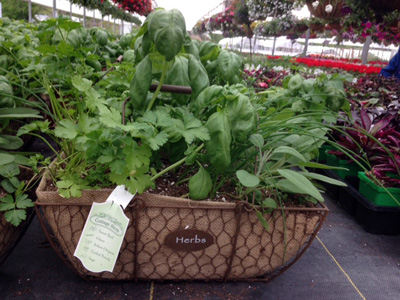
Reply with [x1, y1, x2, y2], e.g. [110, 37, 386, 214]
[1, 194, 400, 300]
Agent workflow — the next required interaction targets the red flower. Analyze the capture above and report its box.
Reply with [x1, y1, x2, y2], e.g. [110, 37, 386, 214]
[258, 82, 268, 89]
[112, 0, 152, 16]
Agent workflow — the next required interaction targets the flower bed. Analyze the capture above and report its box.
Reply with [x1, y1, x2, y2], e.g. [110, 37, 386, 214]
[295, 58, 382, 74]
[266, 56, 382, 74]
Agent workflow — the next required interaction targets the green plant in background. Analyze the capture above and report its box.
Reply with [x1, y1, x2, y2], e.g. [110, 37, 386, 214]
[258, 72, 351, 123]
[11, 8, 351, 231]
[0, 106, 43, 226]
[0, 0, 51, 22]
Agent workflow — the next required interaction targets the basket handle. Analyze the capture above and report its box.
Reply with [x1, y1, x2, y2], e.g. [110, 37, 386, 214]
[122, 84, 193, 124]
[149, 83, 192, 95]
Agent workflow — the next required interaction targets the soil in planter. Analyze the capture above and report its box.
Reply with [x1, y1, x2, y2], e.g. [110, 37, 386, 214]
[45, 164, 317, 209]
[45, 162, 316, 208]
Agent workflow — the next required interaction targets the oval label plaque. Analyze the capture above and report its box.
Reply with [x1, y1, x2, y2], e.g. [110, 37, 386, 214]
[164, 229, 214, 252]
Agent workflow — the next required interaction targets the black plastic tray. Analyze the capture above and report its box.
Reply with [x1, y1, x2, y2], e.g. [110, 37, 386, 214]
[317, 169, 358, 215]
[319, 169, 400, 235]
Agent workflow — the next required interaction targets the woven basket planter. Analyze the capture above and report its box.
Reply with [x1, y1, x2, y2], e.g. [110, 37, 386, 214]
[35, 173, 328, 282]
[306, 0, 345, 20]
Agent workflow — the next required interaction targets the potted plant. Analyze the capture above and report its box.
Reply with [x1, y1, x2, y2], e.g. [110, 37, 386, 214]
[308, 18, 326, 33]
[358, 170, 400, 207]
[111, 0, 153, 16]
[0, 106, 42, 265]
[356, 108, 400, 207]
[305, 0, 345, 20]
[1, 25, 46, 260]
[27, 9, 349, 281]
[325, 107, 382, 180]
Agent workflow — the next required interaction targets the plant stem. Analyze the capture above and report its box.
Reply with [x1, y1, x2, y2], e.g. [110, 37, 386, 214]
[26, 133, 60, 159]
[151, 144, 204, 182]
[147, 60, 168, 111]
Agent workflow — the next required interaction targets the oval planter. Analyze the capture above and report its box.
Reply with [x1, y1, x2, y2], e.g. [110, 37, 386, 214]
[35, 173, 328, 281]
[306, 0, 344, 20]
[358, 172, 400, 207]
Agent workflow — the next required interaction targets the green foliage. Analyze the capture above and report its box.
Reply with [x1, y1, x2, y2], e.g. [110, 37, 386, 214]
[236, 170, 260, 187]
[148, 9, 186, 61]
[1, 9, 351, 213]
[130, 54, 153, 111]
[189, 165, 212, 200]
[0, 0, 50, 22]
[204, 110, 232, 172]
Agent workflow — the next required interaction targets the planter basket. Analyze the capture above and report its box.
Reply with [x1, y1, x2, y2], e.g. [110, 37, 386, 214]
[35, 174, 328, 281]
[306, 0, 344, 20]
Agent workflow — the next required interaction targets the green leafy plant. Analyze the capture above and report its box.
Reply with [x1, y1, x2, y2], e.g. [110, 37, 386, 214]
[0, 106, 42, 226]
[17, 10, 350, 231]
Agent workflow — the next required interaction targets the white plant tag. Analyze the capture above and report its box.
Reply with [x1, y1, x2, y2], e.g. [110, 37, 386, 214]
[74, 185, 135, 273]
[106, 185, 136, 209]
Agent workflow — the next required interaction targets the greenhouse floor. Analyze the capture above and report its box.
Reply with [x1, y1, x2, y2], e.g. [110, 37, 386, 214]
[1, 192, 399, 300]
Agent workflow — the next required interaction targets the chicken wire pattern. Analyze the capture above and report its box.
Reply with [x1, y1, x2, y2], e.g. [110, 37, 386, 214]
[35, 199, 327, 281]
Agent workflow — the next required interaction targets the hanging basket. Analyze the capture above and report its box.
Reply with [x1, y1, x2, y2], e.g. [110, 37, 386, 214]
[294, 24, 309, 33]
[325, 22, 342, 31]
[111, 0, 153, 16]
[306, 0, 345, 20]
[310, 23, 325, 33]
[35, 171, 328, 282]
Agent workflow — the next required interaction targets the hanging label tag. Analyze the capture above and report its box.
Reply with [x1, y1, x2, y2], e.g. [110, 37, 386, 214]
[74, 185, 135, 273]
[105, 185, 136, 209]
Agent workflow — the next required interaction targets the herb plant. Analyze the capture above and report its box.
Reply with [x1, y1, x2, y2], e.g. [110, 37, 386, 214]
[0, 106, 42, 226]
[17, 9, 350, 218]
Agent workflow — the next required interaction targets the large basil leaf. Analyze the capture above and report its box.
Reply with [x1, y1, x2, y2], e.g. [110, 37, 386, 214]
[189, 85, 223, 116]
[130, 55, 153, 111]
[204, 60, 219, 83]
[188, 54, 209, 101]
[189, 165, 212, 200]
[165, 56, 191, 105]
[134, 32, 151, 63]
[226, 93, 256, 143]
[199, 41, 220, 63]
[148, 9, 186, 61]
[217, 50, 242, 84]
[205, 110, 231, 172]
[184, 33, 199, 59]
